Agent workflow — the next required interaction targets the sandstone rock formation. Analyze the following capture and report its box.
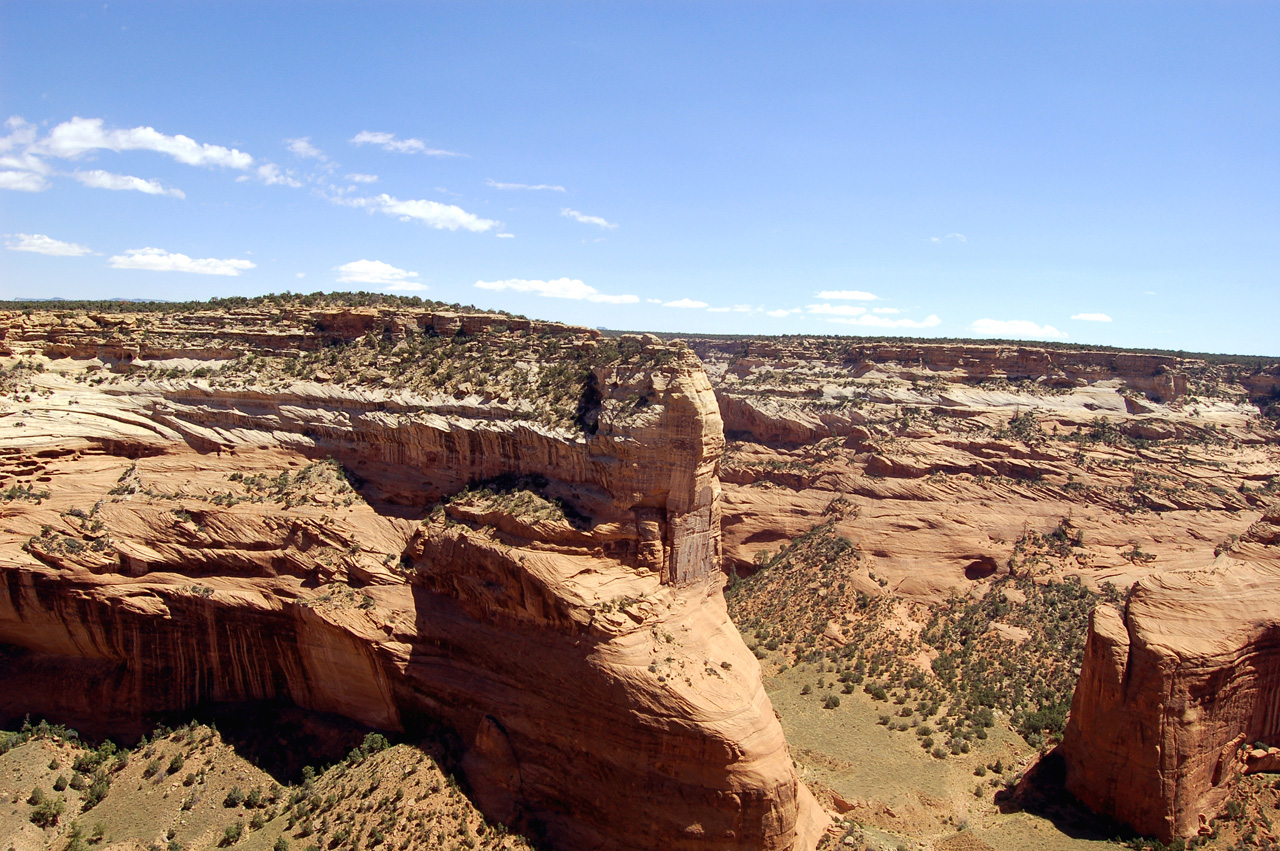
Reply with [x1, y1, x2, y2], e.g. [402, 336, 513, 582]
[1061, 559, 1280, 841]
[682, 333, 1280, 843]
[683, 335, 1279, 598]
[0, 301, 824, 851]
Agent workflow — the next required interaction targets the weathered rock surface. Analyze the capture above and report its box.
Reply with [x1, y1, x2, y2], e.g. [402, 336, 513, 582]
[1061, 559, 1280, 841]
[684, 334, 1280, 841]
[685, 335, 1280, 597]
[0, 304, 824, 851]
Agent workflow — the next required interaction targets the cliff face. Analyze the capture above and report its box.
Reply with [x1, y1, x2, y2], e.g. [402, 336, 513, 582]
[678, 333, 1280, 843]
[1061, 559, 1280, 841]
[0, 305, 822, 851]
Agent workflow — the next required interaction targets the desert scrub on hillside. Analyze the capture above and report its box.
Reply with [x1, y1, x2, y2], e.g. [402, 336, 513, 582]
[3, 715, 533, 851]
[920, 575, 1123, 748]
[728, 509, 1124, 750]
[447, 474, 585, 527]
[0, 357, 44, 397]
[225, 458, 362, 508]
[132, 314, 686, 431]
[2, 482, 51, 503]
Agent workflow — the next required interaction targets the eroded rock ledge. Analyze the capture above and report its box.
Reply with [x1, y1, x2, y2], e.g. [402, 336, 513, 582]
[1061, 553, 1280, 841]
[0, 303, 824, 851]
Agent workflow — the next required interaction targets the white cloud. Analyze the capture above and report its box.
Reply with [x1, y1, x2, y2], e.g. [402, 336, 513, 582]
[808, 303, 866, 317]
[816, 290, 878, 300]
[663, 298, 708, 309]
[72, 169, 185, 198]
[487, 179, 566, 192]
[496, 233, 515, 239]
[0, 170, 50, 192]
[930, 233, 967, 243]
[561, 208, 617, 229]
[5, 233, 93, 256]
[1072, 312, 1112, 322]
[0, 117, 38, 153]
[475, 277, 637, 304]
[38, 117, 253, 169]
[826, 314, 942, 329]
[872, 307, 900, 314]
[345, 173, 378, 183]
[646, 298, 663, 304]
[765, 308, 801, 318]
[296, 272, 306, 279]
[970, 318, 1067, 340]
[286, 137, 326, 160]
[0, 119, 52, 191]
[333, 259, 423, 289]
[244, 163, 303, 188]
[351, 131, 459, 157]
[108, 247, 255, 276]
[335, 192, 499, 232]
[706, 307, 731, 313]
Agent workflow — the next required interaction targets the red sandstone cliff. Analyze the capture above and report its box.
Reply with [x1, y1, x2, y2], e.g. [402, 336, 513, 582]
[1061, 559, 1280, 841]
[0, 304, 825, 851]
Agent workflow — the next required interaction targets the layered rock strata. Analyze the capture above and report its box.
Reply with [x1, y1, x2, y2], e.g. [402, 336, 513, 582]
[1061, 561, 1280, 841]
[0, 304, 823, 851]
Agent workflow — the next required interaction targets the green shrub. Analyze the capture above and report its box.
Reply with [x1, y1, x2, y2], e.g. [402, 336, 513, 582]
[30, 795, 65, 827]
[82, 775, 110, 809]
[220, 821, 243, 846]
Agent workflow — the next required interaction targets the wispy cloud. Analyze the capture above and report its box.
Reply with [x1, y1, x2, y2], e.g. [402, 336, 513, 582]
[333, 192, 499, 232]
[930, 233, 967, 243]
[808, 302, 939, 328]
[816, 290, 878, 300]
[496, 233, 515, 239]
[285, 137, 326, 161]
[0, 116, 38, 153]
[37, 117, 253, 169]
[663, 298, 708, 309]
[108, 247, 255, 276]
[826, 314, 941, 329]
[971, 318, 1066, 340]
[475, 277, 637, 304]
[0, 170, 50, 192]
[345, 173, 378, 184]
[487, 179, 566, 192]
[765, 308, 802, 318]
[351, 131, 460, 157]
[561, 208, 617, 229]
[1071, 312, 1112, 322]
[246, 163, 303, 188]
[334, 259, 424, 290]
[0, 119, 51, 191]
[5, 233, 94, 256]
[72, 169, 185, 198]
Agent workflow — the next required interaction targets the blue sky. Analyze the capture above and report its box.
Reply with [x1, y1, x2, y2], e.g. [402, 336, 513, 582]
[2, 2, 1276, 354]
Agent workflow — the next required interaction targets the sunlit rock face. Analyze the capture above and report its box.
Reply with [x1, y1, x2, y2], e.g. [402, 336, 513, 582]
[1061, 560, 1280, 841]
[0, 304, 824, 851]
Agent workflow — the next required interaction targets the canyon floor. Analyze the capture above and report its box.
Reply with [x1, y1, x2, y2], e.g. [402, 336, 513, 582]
[3, 299, 1280, 851]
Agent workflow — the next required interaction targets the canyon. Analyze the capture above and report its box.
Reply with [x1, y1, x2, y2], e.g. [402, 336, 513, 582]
[3, 297, 1280, 850]
[0, 302, 823, 851]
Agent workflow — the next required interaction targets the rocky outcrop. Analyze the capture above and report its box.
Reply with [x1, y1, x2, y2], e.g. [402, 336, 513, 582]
[1060, 561, 1280, 841]
[0, 303, 824, 851]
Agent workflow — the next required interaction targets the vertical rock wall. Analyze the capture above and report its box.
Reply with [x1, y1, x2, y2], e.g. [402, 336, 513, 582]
[1061, 562, 1280, 841]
